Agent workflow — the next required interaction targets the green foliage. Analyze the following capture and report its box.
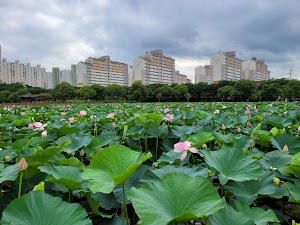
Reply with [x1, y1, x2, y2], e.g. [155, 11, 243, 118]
[52, 82, 75, 100]
[76, 85, 97, 100]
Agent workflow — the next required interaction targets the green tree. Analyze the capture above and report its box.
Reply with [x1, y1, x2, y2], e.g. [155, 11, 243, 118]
[282, 80, 300, 101]
[184, 93, 192, 102]
[76, 85, 97, 100]
[261, 83, 281, 101]
[104, 84, 126, 100]
[51, 82, 75, 101]
[128, 82, 149, 102]
[91, 84, 106, 100]
[233, 80, 257, 101]
[174, 84, 188, 101]
[0, 90, 12, 102]
[217, 85, 235, 101]
[156, 85, 176, 102]
[7, 89, 28, 102]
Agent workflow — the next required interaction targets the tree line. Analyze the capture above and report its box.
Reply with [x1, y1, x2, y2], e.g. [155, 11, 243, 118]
[1, 78, 300, 103]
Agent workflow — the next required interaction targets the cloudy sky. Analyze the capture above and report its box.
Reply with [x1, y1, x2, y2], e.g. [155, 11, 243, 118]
[0, 0, 299, 82]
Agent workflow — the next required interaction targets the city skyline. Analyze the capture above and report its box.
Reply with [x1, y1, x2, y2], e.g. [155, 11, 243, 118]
[0, 0, 299, 81]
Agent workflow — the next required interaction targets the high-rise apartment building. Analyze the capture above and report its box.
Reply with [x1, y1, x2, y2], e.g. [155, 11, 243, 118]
[195, 65, 212, 84]
[211, 51, 242, 82]
[132, 49, 176, 85]
[70, 64, 76, 86]
[175, 71, 190, 84]
[1, 59, 45, 87]
[76, 56, 128, 87]
[242, 57, 270, 81]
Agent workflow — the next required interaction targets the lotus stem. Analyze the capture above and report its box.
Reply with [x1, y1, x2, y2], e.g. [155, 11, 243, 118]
[123, 183, 130, 225]
[18, 172, 23, 198]
[144, 130, 148, 152]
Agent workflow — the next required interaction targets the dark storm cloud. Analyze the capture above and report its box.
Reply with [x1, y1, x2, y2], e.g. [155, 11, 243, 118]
[0, 0, 299, 79]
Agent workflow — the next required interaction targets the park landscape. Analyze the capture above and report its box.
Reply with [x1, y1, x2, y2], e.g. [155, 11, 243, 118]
[0, 101, 300, 224]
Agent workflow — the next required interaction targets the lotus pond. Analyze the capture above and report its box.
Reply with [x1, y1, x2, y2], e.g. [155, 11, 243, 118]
[1, 102, 300, 225]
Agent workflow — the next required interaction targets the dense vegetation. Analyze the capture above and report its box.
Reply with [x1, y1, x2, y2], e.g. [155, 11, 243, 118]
[0, 102, 300, 224]
[1, 78, 300, 103]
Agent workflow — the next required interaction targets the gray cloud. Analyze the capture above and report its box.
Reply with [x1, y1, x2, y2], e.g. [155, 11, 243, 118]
[0, 0, 299, 80]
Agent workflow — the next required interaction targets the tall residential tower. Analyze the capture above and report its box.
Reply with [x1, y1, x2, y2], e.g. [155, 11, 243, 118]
[132, 49, 176, 85]
[242, 57, 270, 81]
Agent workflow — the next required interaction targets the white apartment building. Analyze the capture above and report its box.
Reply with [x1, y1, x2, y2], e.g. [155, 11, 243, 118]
[76, 56, 128, 87]
[60, 70, 72, 84]
[175, 71, 190, 84]
[242, 57, 270, 81]
[42, 72, 53, 89]
[211, 51, 242, 82]
[132, 49, 176, 85]
[1, 58, 45, 87]
[195, 65, 212, 84]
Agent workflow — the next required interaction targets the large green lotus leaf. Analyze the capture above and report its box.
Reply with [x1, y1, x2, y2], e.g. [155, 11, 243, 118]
[148, 125, 169, 138]
[288, 182, 300, 202]
[214, 132, 236, 144]
[113, 165, 149, 203]
[82, 136, 102, 156]
[54, 157, 85, 169]
[225, 171, 277, 204]
[232, 135, 252, 150]
[207, 204, 255, 225]
[285, 152, 300, 178]
[271, 133, 300, 154]
[25, 140, 71, 166]
[232, 115, 248, 125]
[11, 118, 27, 126]
[39, 164, 83, 190]
[171, 125, 196, 138]
[180, 110, 195, 120]
[251, 123, 271, 141]
[187, 131, 214, 147]
[56, 133, 92, 154]
[230, 200, 279, 225]
[215, 117, 235, 128]
[0, 164, 19, 183]
[263, 115, 292, 128]
[141, 165, 207, 183]
[265, 150, 293, 174]
[153, 150, 182, 167]
[50, 124, 81, 135]
[1, 191, 92, 225]
[82, 145, 152, 193]
[129, 173, 225, 225]
[201, 148, 262, 185]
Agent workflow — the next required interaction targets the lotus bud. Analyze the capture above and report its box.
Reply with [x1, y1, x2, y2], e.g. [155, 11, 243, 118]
[273, 177, 281, 186]
[80, 149, 85, 157]
[221, 124, 226, 130]
[237, 127, 241, 133]
[202, 144, 207, 149]
[112, 122, 116, 128]
[18, 157, 28, 171]
[67, 150, 72, 155]
[207, 170, 212, 176]
[4, 156, 10, 162]
[283, 145, 288, 153]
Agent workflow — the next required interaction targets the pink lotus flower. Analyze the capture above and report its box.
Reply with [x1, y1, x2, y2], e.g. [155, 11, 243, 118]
[174, 141, 198, 161]
[69, 117, 75, 123]
[163, 113, 174, 121]
[33, 122, 47, 131]
[163, 108, 170, 114]
[78, 110, 87, 117]
[119, 110, 123, 114]
[20, 112, 26, 116]
[214, 109, 220, 114]
[107, 113, 115, 118]
[134, 112, 139, 118]
[61, 112, 66, 117]
[298, 126, 300, 132]
[245, 109, 251, 115]
[28, 123, 34, 129]
[41, 130, 48, 137]
[18, 157, 28, 171]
